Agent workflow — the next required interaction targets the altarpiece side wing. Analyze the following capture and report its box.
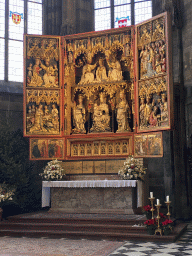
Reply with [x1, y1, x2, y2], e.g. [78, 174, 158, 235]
[24, 35, 63, 137]
[135, 12, 173, 132]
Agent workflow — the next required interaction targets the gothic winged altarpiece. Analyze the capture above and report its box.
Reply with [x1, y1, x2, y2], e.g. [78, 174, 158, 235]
[23, 13, 173, 162]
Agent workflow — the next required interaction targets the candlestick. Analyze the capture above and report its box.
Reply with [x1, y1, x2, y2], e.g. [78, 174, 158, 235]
[155, 203, 162, 236]
[148, 194, 155, 219]
[165, 200, 171, 220]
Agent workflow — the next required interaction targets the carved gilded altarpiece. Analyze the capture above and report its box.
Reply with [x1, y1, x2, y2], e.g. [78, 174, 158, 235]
[25, 13, 172, 162]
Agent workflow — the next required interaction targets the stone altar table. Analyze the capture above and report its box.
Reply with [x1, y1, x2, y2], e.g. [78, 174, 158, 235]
[42, 180, 143, 214]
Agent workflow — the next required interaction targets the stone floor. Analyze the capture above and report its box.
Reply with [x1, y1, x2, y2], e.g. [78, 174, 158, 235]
[0, 221, 191, 256]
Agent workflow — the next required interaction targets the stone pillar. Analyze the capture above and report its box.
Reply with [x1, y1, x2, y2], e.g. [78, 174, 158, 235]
[43, 0, 94, 36]
[43, 0, 62, 35]
[152, 0, 191, 219]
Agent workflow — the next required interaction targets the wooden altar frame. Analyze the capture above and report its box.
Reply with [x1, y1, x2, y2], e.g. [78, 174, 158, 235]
[24, 12, 173, 162]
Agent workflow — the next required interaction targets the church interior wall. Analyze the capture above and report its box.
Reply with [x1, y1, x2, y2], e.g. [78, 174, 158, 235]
[1, 0, 192, 218]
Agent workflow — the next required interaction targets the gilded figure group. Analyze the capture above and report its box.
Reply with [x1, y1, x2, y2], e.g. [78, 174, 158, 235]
[27, 103, 59, 134]
[139, 40, 166, 79]
[139, 93, 168, 128]
[78, 55, 124, 85]
[72, 90, 132, 134]
[27, 57, 59, 88]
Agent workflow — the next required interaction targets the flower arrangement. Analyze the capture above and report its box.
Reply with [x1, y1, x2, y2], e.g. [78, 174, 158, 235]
[144, 211, 173, 235]
[118, 155, 146, 180]
[0, 183, 15, 206]
[143, 205, 152, 219]
[40, 159, 66, 181]
[144, 218, 157, 235]
[162, 219, 173, 235]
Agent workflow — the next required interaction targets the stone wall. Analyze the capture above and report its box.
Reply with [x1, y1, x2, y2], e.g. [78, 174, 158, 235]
[0, 91, 23, 131]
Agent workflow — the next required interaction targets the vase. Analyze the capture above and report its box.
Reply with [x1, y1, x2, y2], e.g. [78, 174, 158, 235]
[163, 228, 171, 236]
[145, 211, 152, 219]
[147, 226, 155, 235]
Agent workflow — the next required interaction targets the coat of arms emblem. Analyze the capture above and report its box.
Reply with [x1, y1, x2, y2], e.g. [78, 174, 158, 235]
[9, 11, 23, 25]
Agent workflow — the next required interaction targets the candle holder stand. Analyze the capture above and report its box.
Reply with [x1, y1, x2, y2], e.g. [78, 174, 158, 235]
[148, 197, 155, 219]
[165, 201, 171, 220]
[155, 204, 162, 236]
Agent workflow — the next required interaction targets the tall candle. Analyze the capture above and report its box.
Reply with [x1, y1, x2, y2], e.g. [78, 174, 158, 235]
[150, 192, 153, 198]
[157, 199, 160, 205]
[166, 196, 169, 202]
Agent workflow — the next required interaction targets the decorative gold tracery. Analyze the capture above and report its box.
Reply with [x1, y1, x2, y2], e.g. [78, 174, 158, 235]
[26, 90, 60, 105]
[152, 20, 165, 42]
[74, 81, 131, 100]
[27, 37, 59, 60]
[138, 75, 167, 98]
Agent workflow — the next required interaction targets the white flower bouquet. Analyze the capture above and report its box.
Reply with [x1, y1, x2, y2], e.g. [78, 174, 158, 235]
[118, 155, 146, 180]
[40, 159, 66, 181]
[0, 183, 15, 205]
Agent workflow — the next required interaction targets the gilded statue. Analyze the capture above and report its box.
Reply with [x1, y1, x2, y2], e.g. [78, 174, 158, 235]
[140, 45, 147, 78]
[51, 104, 59, 131]
[41, 58, 58, 87]
[73, 95, 86, 134]
[149, 105, 160, 127]
[29, 104, 47, 133]
[90, 93, 111, 133]
[139, 97, 146, 128]
[95, 58, 108, 82]
[116, 90, 131, 132]
[144, 96, 152, 127]
[160, 94, 168, 122]
[78, 58, 97, 85]
[145, 44, 157, 78]
[108, 56, 123, 81]
[29, 58, 43, 87]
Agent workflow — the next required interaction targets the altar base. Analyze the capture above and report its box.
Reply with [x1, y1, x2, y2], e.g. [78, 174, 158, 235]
[50, 187, 136, 214]
[42, 180, 143, 215]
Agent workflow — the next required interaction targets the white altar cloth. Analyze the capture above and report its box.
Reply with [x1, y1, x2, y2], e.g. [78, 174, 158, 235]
[42, 180, 142, 208]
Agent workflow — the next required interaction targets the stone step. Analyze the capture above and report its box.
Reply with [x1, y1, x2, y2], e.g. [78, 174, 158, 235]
[0, 222, 146, 233]
[0, 223, 187, 242]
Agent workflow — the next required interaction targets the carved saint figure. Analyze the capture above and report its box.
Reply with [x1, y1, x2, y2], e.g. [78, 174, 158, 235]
[73, 95, 86, 134]
[108, 56, 123, 81]
[29, 104, 47, 133]
[29, 58, 43, 87]
[144, 96, 152, 126]
[90, 93, 111, 133]
[51, 104, 59, 131]
[160, 94, 168, 122]
[95, 58, 108, 82]
[116, 90, 131, 132]
[140, 45, 147, 78]
[79, 59, 97, 85]
[145, 44, 156, 78]
[149, 105, 159, 127]
[41, 58, 57, 87]
[139, 97, 146, 128]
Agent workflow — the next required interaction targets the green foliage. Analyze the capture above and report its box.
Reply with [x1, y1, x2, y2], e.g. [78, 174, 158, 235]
[0, 123, 43, 216]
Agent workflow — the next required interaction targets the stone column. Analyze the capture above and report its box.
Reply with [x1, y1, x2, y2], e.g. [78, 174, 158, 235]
[43, 0, 94, 36]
